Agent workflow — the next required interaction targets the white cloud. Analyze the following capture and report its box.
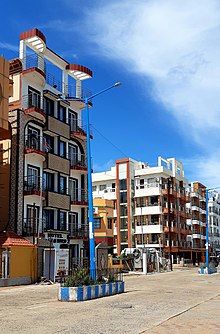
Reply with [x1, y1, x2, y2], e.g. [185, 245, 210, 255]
[83, 0, 220, 145]
[93, 159, 115, 173]
[0, 42, 17, 52]
[80, 0, 220, 186]
[182, 153, 220, 189]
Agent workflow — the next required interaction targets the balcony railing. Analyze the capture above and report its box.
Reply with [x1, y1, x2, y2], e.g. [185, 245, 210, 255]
[68, 222, 89, 238]
[24, 176, 44, 194]
[24, 135, 47, 153]
[23, 218, 42, 237]
[70, 153, 87, 169]
[46, 72, 92, 99]
[24, 53, 46, 73]
[70, 188, 87, 204]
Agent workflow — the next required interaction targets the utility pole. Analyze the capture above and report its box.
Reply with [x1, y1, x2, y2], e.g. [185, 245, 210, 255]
[167, 178, 173, 271]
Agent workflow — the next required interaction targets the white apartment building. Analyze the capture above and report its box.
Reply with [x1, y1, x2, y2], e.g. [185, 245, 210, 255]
[92, 156, 199, 262]
[208, 191, 220, 253]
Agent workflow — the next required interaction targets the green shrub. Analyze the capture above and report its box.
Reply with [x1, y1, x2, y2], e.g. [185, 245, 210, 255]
[63, 269, 95, 287]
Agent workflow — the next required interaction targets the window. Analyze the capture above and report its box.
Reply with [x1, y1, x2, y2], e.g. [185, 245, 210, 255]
[69, 144, 77, 164]
[58, 211, 67, 230]
[69, 111, 78, 132]
[94, 218, 101, 229]
[108, 218, 112, 229]
[120, 192, 127, 203]
[99, 185, 106, 191]
[43, 209, 54, 230]
[120, 218, 128, 229]
[43, 172, 54, 192]
[69, 178, 77, 201]
[92, 186, 97, 192]
[59, 176, 67, 194]
[24, 205, 39, 236]
[59, 140, 66, 158]
[120, 231, 128, 243]
[26, 126, 40, 150]
[120, 205, 127, 216]
[44, 97, 54, 116]
[58, 105, 66, 122]
[68, 212, 78, 236]
[119, 179, 127, 190]
[26, 165, 40, 191]
[140, 179, 144, 189]
[28, 87, 41, 109]
[44, 134, 54, 153]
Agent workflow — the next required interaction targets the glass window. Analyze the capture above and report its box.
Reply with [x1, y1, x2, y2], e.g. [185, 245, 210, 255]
[44, 97, 54, 116]
[44, 135, 54, 153]
[59, 176, 67, 194]
[59, 105, 66, 122]
[120, 218, 128, 229]
[59, 140, 66, 158]
[43, 172, 54, 192]
[43, 209, 54, 230]
[108, 218, 112, 229]
[58, 211, 66, 231]
[92, 186, 97, 192]
[28, 87, 41, 109]
[99, 185, 106, 191]
[120, 205, 127, 216]
[120, 192, 127, 203]
[94, 218, 101, 229]
[119, 179, 127, 190]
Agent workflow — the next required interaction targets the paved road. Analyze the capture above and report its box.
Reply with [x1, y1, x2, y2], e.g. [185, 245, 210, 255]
[0, 268, 220, 333]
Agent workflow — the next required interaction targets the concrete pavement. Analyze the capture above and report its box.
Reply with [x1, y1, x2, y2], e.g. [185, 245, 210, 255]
[0, 268, 220, 333]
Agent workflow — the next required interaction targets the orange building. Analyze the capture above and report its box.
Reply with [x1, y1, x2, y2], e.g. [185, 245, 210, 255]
[93, 198, 115, 253]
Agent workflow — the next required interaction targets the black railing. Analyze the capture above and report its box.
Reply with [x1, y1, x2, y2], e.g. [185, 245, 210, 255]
[70, 153, 87, 169]
[68, 222, 88, 238]
[70, 188, 87, 203]
[24, 176, 44, 193]
[24, 134, 47, 152]
[23, 218, 41, 237]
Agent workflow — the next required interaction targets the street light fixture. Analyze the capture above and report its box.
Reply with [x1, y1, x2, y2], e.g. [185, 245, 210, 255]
[59, 82, 122, 280]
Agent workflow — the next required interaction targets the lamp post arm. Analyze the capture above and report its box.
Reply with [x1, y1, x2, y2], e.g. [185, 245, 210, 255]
[87, 83, 121, 101]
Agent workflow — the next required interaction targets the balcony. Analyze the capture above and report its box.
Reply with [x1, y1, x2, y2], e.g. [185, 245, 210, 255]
[135, 183, 161, 197]
[24, 176, 45, 198]
[22, 54, 46, 86]
[68, 222, 89, 239]
[135, 205, 162, 216]
[44, 153, 70, 175]
[46, 116, 70, 139]
[70, 189, 88, 206]
[70, 153, 87, 171]
[45, 191, 70, 211]
[135, 224, 163, 235]
[23, 218, 42, 237]
[45, 72, 92, 100]
[23, 93, 46, 122]
[24, 135, 46, 160]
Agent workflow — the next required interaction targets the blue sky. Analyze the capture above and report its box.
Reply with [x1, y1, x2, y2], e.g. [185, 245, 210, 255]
[1, 0, 220, 187]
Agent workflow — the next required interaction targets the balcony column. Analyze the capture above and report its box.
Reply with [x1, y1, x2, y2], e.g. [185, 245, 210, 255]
[76, 79, 82, 98]
[62, 70, 68, 96]
[19, 40, 26, 70]
[38, 52, 45, 73]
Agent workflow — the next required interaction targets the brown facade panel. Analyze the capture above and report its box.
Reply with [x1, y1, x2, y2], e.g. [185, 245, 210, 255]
[45, 153, 70, 175]
[47, 116, 70, 139]
[0, 57, 9, 130]
[47, 192, 70, 211]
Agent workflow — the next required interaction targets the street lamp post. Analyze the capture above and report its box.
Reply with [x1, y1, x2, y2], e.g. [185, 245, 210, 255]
[59, 82, 121, 280]
[205, 188, 209, 269]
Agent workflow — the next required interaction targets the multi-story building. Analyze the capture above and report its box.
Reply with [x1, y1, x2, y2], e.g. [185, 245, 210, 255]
[93, 158, 147, 254]
[0, 56, 13, 232]
[208, 191, 220, 254]
[93, 198, 115, 253]
[8, 28, 92, 279]
[186, 182, 206, 263]
[93, 156, 195, 262]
